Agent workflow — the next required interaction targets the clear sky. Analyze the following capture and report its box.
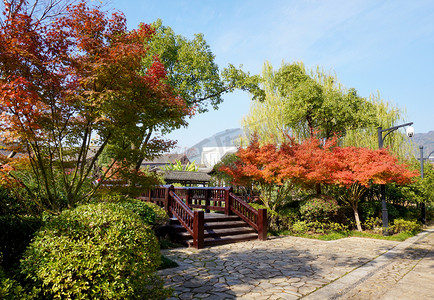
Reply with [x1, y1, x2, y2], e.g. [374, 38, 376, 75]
[107, 0, 434, 151]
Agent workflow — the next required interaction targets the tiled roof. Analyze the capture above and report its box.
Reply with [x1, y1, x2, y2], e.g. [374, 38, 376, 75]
[163, 170, 211, 182]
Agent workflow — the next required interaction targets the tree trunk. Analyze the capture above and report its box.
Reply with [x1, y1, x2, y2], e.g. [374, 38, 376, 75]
[353, 206, 362, 232]
[315, 183, 321, 195]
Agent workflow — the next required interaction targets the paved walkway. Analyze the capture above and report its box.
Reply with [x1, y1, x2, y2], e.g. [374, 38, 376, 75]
[158, 228, 434, 299]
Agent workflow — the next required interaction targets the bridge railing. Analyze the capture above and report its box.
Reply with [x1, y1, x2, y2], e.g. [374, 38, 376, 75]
[141, 185, 267, 248]
[174, 186, 230, 213]
[229, 192, 267, 240]
[169, 190, 204, 249]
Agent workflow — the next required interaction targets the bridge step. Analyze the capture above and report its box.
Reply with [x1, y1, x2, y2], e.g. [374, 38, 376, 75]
[198, 233, 259, 247]
[168, 214, 258, 247]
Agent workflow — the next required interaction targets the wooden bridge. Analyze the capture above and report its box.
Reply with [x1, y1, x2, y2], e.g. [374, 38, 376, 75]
[140, 185, 267, 249]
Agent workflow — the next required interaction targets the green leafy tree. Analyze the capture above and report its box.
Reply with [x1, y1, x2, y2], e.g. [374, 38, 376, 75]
[342, 92, 414, 159]
[420, 162, 434, 205]
[242, 62, 290, 144]
[242, 61, 413, 160]
[126, 19, 264, 171]
[274, 62, 376, 141]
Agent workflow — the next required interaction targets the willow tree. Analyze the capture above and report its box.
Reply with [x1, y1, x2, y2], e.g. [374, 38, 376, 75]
[242, 61, 376, 144]
[242, 62, 291, 144]
[341, 92, 414, 159]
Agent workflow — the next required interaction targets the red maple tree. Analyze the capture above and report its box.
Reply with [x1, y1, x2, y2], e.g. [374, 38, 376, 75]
[220, 135, 417, 231]
[219, 136, 301, 212]
[0, 1, 191, 212]
[328, 146, 417, 231]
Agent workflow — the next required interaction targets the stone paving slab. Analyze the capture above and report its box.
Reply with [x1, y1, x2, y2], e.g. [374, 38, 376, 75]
[158, 235, 400, 299]
[305, 228, 434, 300]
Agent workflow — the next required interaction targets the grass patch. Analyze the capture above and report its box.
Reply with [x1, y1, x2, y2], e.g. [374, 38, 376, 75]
[349, 230, 416, 241]
[272, 230, 418, 241]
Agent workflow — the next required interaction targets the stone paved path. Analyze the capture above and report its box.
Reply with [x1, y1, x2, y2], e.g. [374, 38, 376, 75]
[305, 228, 434, 300]
[158, 235, 400, 299]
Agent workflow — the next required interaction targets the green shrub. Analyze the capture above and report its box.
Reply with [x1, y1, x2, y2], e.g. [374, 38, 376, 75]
[0, 215, 42, 271]
[0, 253, 36, 300]
[20, 202, 171, 299]
[300, 196, 340, 223]
[0, 271, 32, 300]
[359, 201, 406, 222]
[305, 221, 349, 234]
[118, 199, 168, 227]
[250, 202, 290, 232]
[359, 201, 381, 219]
[363, 217, 382, 232]
[290, 221, 309, 234]
[98, 193, 169, 227]
[290, 220, 349, 235]
[159, 255, 179, 270]
[389, 218, 421, 234]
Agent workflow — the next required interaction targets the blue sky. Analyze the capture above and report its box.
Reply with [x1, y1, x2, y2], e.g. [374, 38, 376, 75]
[108, 0, 434, 150]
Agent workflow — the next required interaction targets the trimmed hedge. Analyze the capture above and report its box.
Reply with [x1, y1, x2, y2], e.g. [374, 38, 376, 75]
[300, 196, 340, 223]
[117, 199, 168, 227]
[20, 202, 171, 299]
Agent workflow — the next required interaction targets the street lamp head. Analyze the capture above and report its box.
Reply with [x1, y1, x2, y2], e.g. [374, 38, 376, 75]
[406, 126, 415, 138]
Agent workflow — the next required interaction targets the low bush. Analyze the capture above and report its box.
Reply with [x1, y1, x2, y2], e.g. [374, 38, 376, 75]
[250, 202, 292, 232]
[118, 199, 168, 227]
[389, 218, 421, 234]
[1, 270, 30, 300]
[363, 216, 382, 232]
[98, 193, 169, 227]
[290, 220, 309, 234]
[0, 254, 36, 300]
[300, 196, 340, 223]
[359, 200, 382, 220]
[289, 220, 349, 235]
[159, 255, 179, 270]
[20, 202, 171, 299]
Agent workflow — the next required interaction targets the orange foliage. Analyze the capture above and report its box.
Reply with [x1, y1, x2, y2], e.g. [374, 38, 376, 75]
[220, 135, 417, 188]
[0, 1, 192, 207]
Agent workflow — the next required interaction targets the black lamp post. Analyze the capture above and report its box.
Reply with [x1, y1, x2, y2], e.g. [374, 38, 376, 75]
[377, 122, 414, 234]
[419, 146, 434, 225]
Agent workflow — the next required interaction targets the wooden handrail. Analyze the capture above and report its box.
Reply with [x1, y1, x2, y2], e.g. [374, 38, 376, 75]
[229, 192, 267, 240]
[169, 189, 204, 248]
[229, 192, 258, 230]
[169, 190, 194, 236]
[140, 185, 266, 247]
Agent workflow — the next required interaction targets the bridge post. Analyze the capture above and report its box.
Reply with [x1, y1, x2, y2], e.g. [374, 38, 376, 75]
[185, 188, 192, 208]
[257, 208, 267, 241]
[224, 187, 232, 216]
[165, 185, 174, 217]
[205, 189, 211, 213]
[193, 210, 204, 249]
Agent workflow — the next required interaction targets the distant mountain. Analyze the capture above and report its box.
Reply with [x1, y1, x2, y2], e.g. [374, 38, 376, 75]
[413, 131, 434, 159]
[185, 128, 243, 164]
[183, 128, 434, 164]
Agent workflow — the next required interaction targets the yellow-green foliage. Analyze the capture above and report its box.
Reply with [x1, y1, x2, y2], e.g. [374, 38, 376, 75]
[342, 93, 414, 160]
[20, 203, 171, 299]
[389, 218, 421, 234]
[162, 160, 199, 171]
[118, 199, 169, 227]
